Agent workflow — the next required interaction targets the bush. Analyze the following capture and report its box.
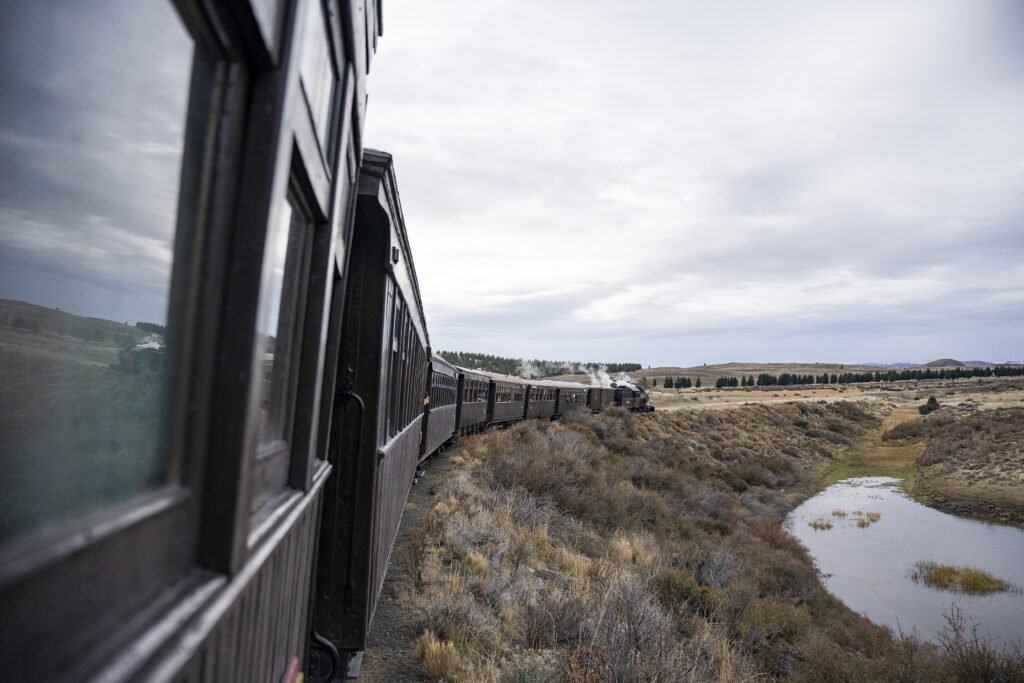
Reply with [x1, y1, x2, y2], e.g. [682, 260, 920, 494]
[936, 606, 1024, 681]
[415, 631, 460, 681]
[919, 395, 941, 415]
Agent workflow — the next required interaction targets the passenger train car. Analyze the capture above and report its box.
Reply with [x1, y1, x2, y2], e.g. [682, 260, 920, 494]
[0, 1, 648, 680]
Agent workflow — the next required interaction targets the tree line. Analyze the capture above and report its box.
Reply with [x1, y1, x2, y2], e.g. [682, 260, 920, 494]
[657, 376, 700, 388]
[437, 350, 641, 378]
[705, 366, 1024, 389]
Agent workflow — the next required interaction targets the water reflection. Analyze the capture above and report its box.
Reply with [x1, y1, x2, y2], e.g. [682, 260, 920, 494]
[0, 1, 193, 545]
[787, 477, 1024, 646]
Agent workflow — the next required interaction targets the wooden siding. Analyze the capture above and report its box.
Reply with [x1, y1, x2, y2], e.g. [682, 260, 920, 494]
[165, 468, 327, 682]
[422, 404, 456, 460]
[458, 402, 488, 433]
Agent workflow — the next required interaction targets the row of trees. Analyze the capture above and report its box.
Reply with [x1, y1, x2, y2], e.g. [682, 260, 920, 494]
[135, 321, 167, 334]
[755, 373, 819, 386]
[436, 351, 641, 378]
[709, 365, 1024, 389]
[656, 376, 700, 388]
[5, 314, 129, 344]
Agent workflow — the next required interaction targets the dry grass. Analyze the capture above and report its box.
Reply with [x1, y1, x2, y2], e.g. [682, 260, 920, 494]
[854, 511, 882, 528]
[415, 630, 460, 681]
[910, 561, 1013, 595]
[396, 404, 1023, 681]
[809, 518, 834, 530]
[883, 406, 1024, 526]
[465, 551, 489, 575]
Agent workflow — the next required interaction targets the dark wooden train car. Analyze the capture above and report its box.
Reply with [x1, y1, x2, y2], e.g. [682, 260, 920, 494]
[0, 1, 381, 681]
[526, 380, 558, 419]
[313, 150, 428, 677]
[455, 366, 491, 434]
[587, 386, 616, 412]
[614, 385, 637, 409]
[485, 371, 528, 426]
[421, 354, 458, 460]
[551, 381, 590, 417]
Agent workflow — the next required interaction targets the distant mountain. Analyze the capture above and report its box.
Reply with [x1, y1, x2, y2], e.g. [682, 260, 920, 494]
[866, 359, 1020, 369]
[921, 358, 965, 368]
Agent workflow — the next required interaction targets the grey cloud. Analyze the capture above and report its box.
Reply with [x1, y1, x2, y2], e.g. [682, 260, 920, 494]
[369, 0, 1024, 364]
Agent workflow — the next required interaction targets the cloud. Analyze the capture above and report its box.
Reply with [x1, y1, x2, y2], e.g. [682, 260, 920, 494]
[366, 0, 1024, 364]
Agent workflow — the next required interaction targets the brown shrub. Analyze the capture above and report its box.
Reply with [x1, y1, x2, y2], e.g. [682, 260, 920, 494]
[416, 630, 460, 681]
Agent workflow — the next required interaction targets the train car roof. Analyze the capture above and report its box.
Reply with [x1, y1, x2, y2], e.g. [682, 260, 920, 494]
[476, 370, 529, 385]
[454, 365, 492, 381]
[545, 380, 590, 390]
[428, 356, 456, 376]
[430, 354, 457, 374]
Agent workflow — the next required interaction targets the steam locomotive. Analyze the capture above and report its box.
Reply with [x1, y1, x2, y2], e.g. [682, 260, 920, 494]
[0, 1, 647, 681]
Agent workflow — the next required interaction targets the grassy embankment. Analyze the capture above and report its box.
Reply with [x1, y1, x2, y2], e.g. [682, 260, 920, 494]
[881, 406, 1024, 528]
[816, 404, 923, 491]
[402, 403, 1023, 681]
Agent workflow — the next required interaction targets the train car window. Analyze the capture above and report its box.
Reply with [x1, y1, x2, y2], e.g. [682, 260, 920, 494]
[395, 298, 406, 433]
[0, 1, 193, 546]
[251, 186, 314, 516]
[402, 316, 412, 425]
[395, 310, 405, 431]
[256, 193, 312, 450]
[379, 279, 395, 442]
[298, 0, 338, 154]
[383, 288, 397, 441]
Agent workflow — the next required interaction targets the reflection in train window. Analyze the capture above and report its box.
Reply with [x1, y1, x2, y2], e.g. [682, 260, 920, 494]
[251, 188, 313, 520]
[299, 0, 338, 154]
[256, 194, 312, 452]
[0, 1, 193, 546]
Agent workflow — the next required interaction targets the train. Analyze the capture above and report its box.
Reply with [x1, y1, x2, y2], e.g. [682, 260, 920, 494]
[0, 1, 648, 681]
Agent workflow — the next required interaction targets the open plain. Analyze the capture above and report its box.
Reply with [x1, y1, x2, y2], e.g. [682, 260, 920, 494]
[358, 376, 1024, 680]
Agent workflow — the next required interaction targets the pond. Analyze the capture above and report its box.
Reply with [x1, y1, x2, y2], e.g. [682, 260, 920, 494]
[786, 476, 1024, 646]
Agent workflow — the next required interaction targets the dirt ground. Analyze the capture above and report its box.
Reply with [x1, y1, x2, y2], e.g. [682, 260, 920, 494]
[650, 376, 1024, 414]
[654, 378, 1024, 527]
[356, 453, 455, 682]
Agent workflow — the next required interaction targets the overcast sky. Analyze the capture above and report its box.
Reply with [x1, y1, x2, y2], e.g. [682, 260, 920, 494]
[365, 0, 1024, 367]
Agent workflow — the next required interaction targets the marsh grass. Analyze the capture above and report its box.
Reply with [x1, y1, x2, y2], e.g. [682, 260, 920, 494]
[818, 509, 880, 528]
[854, 511, 882, 528]
[910, 561, 1013, 595]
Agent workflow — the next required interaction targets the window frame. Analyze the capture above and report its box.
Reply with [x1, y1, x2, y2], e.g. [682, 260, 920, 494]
[0, 0, 364, 678]
[0, 2, 254, 677]
[246, 174, 320, 526]
[202, 0, 352, 571]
